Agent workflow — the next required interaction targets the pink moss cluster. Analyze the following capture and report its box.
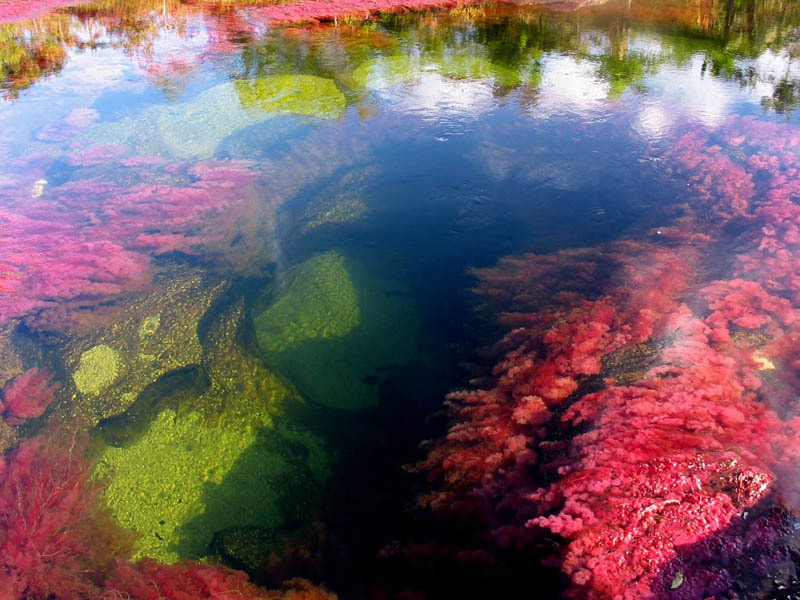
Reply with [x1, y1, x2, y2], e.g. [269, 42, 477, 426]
[0, 156, 258, 326]
[419, 116, 800, 598]
[0, 368, 58, 424]
[0, 0, 79, 24]
[0, 434, 120, 600]
[0, 431, 337, 600]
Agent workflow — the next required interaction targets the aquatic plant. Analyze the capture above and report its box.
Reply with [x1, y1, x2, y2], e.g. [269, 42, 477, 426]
[247, 0, 479, 25]
[0, 157, 259, 326]
[236, 75, 347, 119]
[0, 432, 125, 600]
[417, 115, 800, 598]
[0, 0, 79, 24]
[106, 560, 338, 600]
[0, 368, 58, 424]
[254, 251, 422, 410]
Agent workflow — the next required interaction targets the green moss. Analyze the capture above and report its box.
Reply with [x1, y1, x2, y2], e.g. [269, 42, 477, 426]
[254, 251, 422, 411]
[94, 406, 329, 563]
[235, 74, 346, 119]
[255, 251, 359, 354]
[80, 80, 307, 159]
[72, 344, 122, 395]
[138, 314, 161, 339]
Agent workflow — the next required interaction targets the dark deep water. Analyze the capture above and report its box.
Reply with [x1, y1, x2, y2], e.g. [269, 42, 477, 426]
[2, 0, 800, 598]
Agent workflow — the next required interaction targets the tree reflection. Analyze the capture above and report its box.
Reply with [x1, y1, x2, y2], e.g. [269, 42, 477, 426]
[0, 0, 799, 113]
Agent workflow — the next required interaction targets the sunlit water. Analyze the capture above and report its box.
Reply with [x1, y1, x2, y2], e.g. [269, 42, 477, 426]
[1, 1, 800, 598]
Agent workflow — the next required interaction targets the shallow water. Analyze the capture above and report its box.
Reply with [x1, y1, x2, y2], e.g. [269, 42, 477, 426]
[1, 0, 800, 598]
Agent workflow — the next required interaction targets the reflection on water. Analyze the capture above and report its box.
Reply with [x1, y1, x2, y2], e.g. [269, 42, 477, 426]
[1, 0, 800, 598]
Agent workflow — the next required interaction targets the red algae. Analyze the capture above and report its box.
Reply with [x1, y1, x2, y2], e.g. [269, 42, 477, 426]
[419, 116, 800, 598]
[0, 157, 259, 326]
[0, 0, 79, 24]
[1, 368, 58, 424]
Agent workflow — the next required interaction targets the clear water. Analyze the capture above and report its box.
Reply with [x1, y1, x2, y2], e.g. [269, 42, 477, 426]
[1, 0, 800, 598]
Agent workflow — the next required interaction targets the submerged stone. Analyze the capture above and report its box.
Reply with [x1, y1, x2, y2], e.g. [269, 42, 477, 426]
[210, 526, 281, 575]
[94, 407, 328, 563]
[59, 268, 228, 425]
[254, 251, 422, 410]
[72, 344, 121, 395]
[80, 78, 328, 160]
[235, 74, 346, 120]
[255, 252, 360, 354]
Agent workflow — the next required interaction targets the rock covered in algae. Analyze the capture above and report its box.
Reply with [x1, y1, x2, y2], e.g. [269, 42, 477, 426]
[90, 290, 328, 564]
[255, 252, 359, 354]
[94, 405, 329, 563]
[254, 251, 422, 411]
[58, 268, 228, 425]
[295, 166, 376, 234]
[80, 75, 343, 160]
[235, 75, 346, 120]
[72, 344, 121, 395]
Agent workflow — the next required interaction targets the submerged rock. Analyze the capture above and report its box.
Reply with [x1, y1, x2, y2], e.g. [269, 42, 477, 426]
[81, 75, 344, 160]
[72, 344, 122, 396]
[88, 288, 328, 564]
[235, 75, 347, 120]
[58, 268, 228, 425]
[254, 251, 422, 410]
[93, 408, 329, 563]
[210, 525, 281, 575]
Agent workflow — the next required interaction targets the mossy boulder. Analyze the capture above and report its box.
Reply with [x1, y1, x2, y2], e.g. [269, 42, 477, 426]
[58, 267, 228, 425]
[254, 251, 422, 411]
[80, 75, 340, 160]
[94, 407, 328, 563]
[235, 74, 346, 120]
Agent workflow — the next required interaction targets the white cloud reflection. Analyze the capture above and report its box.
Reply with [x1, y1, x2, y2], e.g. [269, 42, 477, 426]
[531, 55, 610, 117]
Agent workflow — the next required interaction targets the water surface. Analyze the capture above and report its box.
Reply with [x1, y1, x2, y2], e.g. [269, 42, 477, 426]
[1, 0, 800, 598]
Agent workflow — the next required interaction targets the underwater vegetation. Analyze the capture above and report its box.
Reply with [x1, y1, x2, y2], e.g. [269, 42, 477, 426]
[0, 430, 336, 599]
[416, 116, 800, 599]
[254, 251, 422, 410]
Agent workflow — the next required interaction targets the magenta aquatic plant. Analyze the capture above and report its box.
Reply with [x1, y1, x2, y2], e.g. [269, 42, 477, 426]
[418, 116, 800, 598]
[0, 157, 258, 326]
[1, 368, 58, 424]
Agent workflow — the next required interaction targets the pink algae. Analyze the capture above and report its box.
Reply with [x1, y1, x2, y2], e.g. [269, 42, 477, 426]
[419, 116, 800, 598]
[0, 0, 80, 24]
[0, 156, 259, 326]
[0, 368, 58, 424]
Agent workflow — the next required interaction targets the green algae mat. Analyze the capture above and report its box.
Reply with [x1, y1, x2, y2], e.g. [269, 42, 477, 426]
[254, 251, 422, 411]
[80, 75, 345, 159]
[94, 405, 329, 563]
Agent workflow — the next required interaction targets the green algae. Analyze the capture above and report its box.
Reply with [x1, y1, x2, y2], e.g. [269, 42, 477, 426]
[235, 74, 346, 119]
[94, 406, 329, 563]
[138, 314, 161, 339]
[255, 251, 359, 354]
[72, 344, 122, 396]
[80, 76, 338, 160]
[254, 251, 422, 411]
